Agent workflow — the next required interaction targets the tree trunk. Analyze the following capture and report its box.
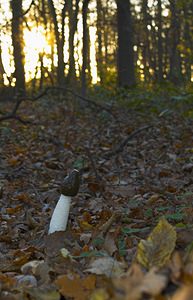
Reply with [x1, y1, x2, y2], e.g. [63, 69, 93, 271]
[48, 0, 68, 86]
[168, 0, 182, 83]
[0, 43, 5, 87]
[116, 0, 135, 87]
[68, 0, 80, 85]
[141, 0, 151, 82]
[183, 3, 191, 82]
[157, 0, 163, 82]
[11, 0, 26, 95]
[81, 0, 90, 96]
[96, 0, 103, 83]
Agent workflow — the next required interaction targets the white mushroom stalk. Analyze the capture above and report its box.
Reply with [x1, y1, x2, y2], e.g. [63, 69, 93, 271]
[48, 169, 80, 234]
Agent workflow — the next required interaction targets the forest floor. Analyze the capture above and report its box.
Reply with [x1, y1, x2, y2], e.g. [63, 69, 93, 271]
[1, 88, 193, 299]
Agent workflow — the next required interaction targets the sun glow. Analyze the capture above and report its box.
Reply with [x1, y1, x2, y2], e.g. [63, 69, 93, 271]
[0, 0, 99, 86]
[24, 26, 52, 80]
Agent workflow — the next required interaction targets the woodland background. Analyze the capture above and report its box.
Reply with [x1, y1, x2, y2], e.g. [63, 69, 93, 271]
[0, 0, 192, 95]
[0, 1, 193, 300]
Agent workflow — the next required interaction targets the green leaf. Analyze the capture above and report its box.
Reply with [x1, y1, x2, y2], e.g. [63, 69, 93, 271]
[122, 227, 150, 235]
[73, 157, 85, 169]
[165, 212, 184, 221]
[73, 250, 107, 258]
[92, 237, 104, 247]
[145, 208, 153, 218]
[118, 238, 127, 257]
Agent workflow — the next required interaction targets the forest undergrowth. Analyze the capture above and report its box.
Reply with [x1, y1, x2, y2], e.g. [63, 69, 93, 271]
[1, 88, 193, 299]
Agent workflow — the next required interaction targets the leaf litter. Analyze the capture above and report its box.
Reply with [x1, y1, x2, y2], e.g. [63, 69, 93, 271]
[1, 94, 193, 299]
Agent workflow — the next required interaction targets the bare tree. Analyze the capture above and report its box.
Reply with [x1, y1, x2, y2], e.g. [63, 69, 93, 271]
[48, 0, 68, 86]
[157, 0, 163, 82]
[81, 0, 90, 96]
[116, 0, 135, 87]
[11, 0, 26, 95]
[96, 0, 104, 83]
[0, 42, 5, 87]
[67, 0, 80, 85]
[168, 0, 182, 83]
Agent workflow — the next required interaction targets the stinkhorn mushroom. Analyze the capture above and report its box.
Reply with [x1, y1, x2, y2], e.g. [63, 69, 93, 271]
[48, 169, 80, 234]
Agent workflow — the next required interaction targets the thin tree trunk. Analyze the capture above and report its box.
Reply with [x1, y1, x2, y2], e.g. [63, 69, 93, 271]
[183, 3, 191, 82]
[11, 0, 26, 95]
[96, 0, 103, 83]
[68, 0, 80, 84]
[48, 0, 68, 86]
[157, 0, 163, 82]
[81, 0, 90, 96]
[0, 43, 5, 87]
[141, 0, 150, 82]
[168, 0, 182, 83]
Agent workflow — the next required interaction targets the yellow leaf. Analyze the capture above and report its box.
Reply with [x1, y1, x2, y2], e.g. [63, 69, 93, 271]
[136, 218, 176, 269]
[90, 288, 109, 300]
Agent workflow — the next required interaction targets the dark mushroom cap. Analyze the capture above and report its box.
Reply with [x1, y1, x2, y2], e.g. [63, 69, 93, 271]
[60, 169, 80, 196]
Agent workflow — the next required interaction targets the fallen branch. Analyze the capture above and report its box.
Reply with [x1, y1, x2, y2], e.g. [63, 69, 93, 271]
[26, 86, 116, 118]
[104, 125, 153, 158]
[0, 85, 115, 124]
[0, 98, 31, 124]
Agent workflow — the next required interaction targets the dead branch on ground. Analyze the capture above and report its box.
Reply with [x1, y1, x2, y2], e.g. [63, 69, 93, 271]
[0, 98, 30, 124]
[27, 86, 116, 118]
[104, 125, 153, 158]
[0, 86, 115, 124]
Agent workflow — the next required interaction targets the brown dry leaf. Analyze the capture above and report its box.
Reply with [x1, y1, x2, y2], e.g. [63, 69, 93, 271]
[7, 156, 20, 166]
[24, 287, 60, 300]
[113, 264, 167, 300]
[137, 218, 176, 269]
[139, 267, 168, 296]
[88, 181, 104, 193]
[113, 263, 144, 300]
[6, 205, 23, 214]
[182, 207, 193, 224]
[169, 251, 183, 283]
[85, 257, 125, 278]
[177, 228, 193, 249]
[182, 248, 193, 284]
[0, 273, 16, 290]
[103, 232, 118, 256]
[44, 231, 66, 257]
[147, 194, 160, 205]
[171, 286, 193, 300]
[55, 273, 96, 300]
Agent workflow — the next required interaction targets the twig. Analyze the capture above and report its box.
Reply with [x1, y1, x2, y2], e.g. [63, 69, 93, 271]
[90, 212, 119, 246]
[25, 86, 116, 118]
[98, 212, 118, 236]
[0, 85, 115, 124]
[105, 125, 153, 158]
[0, 98, 31, 124]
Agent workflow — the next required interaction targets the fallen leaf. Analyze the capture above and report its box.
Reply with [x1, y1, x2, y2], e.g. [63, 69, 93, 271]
[139, 267, 168, 296]
[55, 273, 96, 300]
[24, 287, 60, 300]
[0, 273, 16, 290]
[103, 232, 118, 256]
[85, 257, 125, 278]
[137, 218, 176, 269]
[169, 251, 183, 283]
[113, 264, 168, 300]
[171, 286, 193, 300]
[90, 288, 110, 300]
